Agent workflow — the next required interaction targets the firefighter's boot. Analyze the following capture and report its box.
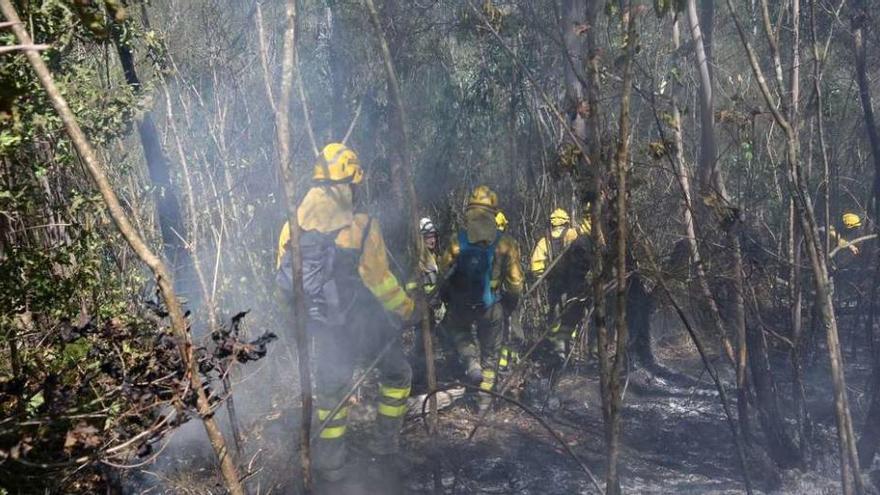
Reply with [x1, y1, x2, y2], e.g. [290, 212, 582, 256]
[313, 405, 350, 482]
[466, 358, 483, 384]
[368, 383, 410, 456]
[477, 368, 496, 412]
[499, 346, 512, 373]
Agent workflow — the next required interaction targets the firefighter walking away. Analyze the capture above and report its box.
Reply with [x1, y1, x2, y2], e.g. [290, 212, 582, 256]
[438, 186, 524, 411]
[276, 143, 423, 489]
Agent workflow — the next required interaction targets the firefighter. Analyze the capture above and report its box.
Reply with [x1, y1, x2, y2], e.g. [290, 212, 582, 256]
[276, 143, 422, 483]
[438, 186, 524, 409]
[529, 208, 589, 362]
[833, 212, 864, 256]
[494, 210, 521, 373]
[412, 217, 440, 294]
[576, 210, 592, 237]
[530, 208, 579, 274]
[410, 216, 446, 391]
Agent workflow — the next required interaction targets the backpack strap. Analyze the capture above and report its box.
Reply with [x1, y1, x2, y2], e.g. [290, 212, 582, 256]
[457, 229, 470, 250]
[490, 230, 501, 249]
[484, 231, 501, 306]
[358, 216, 374, 256]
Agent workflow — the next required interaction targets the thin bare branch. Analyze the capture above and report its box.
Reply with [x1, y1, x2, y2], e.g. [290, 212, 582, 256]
[0, 3, 245, 494]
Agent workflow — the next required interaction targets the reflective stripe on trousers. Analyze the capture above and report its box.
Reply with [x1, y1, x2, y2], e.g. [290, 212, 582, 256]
[480, 369, 496, 391]
[317, 406, 349, 439]
[499, 346, 519, 368]
[378, 384, 411, 418]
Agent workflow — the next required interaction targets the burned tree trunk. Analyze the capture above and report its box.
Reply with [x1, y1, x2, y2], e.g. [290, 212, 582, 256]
[561, 0, 590, 163]
[326, 0, 348, 140]
[627, 273, 655, 368]
[851, 0, 880, 201]
[687, 0, 723, 200]
[746, 307, 802, 468]
[731, 234, 752, 445]
[684, 0, 736, 367]
[364, 0, 438, 431]
[112, 25, 187, 265]
[275, 1, 314, 490]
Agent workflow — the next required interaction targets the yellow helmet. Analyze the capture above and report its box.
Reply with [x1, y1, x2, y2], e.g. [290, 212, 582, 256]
[550, 208, 570, 227]
[495, 211, 509, 231]
[312, 143, 363, 184]
[842, 213, 862, 229]
[468, 185, 498, 211]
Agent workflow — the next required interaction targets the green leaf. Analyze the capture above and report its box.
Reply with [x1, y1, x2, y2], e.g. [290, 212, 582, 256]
[27, 392, 44, 415]
[0, 131, 21, 151]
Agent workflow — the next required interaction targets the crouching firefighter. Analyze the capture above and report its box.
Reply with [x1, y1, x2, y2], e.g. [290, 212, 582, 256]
[439, 186, 524, 410]
[276, 143, 423, 482]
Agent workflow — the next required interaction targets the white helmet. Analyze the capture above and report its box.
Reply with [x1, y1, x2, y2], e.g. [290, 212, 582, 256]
[419, 217, 437, 236]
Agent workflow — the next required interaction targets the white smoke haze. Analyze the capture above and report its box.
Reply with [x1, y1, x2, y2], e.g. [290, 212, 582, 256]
[122, 1, 434, 492]
[103, 1, 880, 494]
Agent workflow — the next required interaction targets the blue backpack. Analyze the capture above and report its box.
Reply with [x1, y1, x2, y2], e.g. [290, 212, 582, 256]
[452, 229, 501, 307]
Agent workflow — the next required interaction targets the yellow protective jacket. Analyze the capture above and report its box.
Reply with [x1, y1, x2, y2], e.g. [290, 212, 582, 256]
[406, 246, 439, 293]
[275, 184, 414, 320]
[530, 226, 578, 274]
[439, 231, 525, 300]
[826, 226, 860, 255]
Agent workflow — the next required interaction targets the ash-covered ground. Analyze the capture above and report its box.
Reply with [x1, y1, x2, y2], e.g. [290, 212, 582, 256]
[127, 310, 875, 494]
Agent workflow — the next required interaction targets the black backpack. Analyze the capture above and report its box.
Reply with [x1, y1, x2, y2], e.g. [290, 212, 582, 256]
[277, 219, 371, 325]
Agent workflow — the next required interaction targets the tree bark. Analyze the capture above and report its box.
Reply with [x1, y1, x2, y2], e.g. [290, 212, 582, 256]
[599, 5, 636, 493]
[746, 295, 802, 468]
[699, 0, 715, 81]
[788, 200, 812, 457]
[732, 234, 752, 445]
[562, 0, 589, 150]
[275, 1, 313, 491]
[684, 0, 736, 368]
[686, 0, 723, 199]
[364, 0, 438, 432]
[0, 3, 245, 494]
[627, 274, 655, 368]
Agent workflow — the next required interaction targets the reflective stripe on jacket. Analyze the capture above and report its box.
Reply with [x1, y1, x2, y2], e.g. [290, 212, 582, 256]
[530, 226, 578, 274]
[276, 185, 414, 320]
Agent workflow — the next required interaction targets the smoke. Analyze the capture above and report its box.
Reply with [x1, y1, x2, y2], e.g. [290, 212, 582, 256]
[124, 0, 545, 489]
[119, 1, 430, 492]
